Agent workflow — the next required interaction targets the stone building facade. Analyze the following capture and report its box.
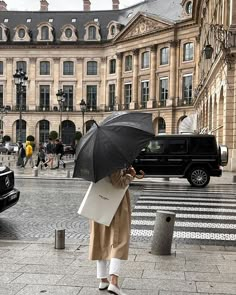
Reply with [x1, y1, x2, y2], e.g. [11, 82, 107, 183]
[0, 0, 235, 169]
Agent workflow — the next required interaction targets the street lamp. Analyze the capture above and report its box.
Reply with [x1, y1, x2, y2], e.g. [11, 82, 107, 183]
[13, 69, 28, 142]
[80, 99, 86, 135]
[0, 106, 8, 142]
[56, 89, 66, 140]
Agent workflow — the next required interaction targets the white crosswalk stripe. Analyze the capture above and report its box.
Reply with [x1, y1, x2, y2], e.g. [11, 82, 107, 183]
[131, 185, 236, 245]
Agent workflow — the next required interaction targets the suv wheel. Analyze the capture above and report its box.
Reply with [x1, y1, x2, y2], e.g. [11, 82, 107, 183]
[187, 167, 210, 187]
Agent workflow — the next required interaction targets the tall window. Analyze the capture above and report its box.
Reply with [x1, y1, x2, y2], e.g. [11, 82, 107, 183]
[0, 27, 2, 40]
[109, 59, 116, 74]
[40, 85, 50, 110]
[40, 61, 50, 75]
[141, 81, 149, 108]
[63, 61, 74, 75]
[108, 84, 115, 110]
[87, 61, 97, 75]
[87, 85, 97, 111]
[141, 51, 150, 69]
[41, 26, 49, 40]
[124, 83, 132, 109]
[39, 120, 49, 144]
[183, 42, 194, 61]
[16, 61, 27, 73]
[16, 120, 26, 142]
[63, 86, 73, 111]
[0, 85, 3, 106]
[16, 86, 26, 110]
[88, 26, 96, 40]
[160, 47, 169, 65]
[125, 55, 132, 71]
[111, 25, 115, 36]
[183, 75, 193, 103]
[160, 78, 168, 106]
[0, 61, 3, 75]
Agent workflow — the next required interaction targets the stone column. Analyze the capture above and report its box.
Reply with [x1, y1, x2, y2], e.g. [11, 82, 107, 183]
[116, 52, 123, 110]
[168, 41, 177, 107]
[100, 57, 107, 111]
[130, 49, 139, 110]
[6, 58, 13, 106]
[76, 57, 84, 111]
[147, 45, 157, 109]
[53, 58, 60, 107]
[28, 57, 36, 111]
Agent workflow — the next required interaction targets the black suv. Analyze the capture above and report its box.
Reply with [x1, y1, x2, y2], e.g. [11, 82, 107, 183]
[0, 166, 20, 212]
[133, 134, 228, 187]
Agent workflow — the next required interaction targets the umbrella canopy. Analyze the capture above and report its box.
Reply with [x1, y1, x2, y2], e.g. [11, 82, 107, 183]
[73, 111, 154, 182]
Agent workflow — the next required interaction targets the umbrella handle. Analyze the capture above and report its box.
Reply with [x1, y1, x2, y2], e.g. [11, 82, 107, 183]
[135, 170, 145, 179]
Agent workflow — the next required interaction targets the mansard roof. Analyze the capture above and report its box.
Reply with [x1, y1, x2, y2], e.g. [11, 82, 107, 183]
[0, 0, 186, 43]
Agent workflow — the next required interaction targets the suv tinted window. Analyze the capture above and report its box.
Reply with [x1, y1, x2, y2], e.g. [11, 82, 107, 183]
[190, 137, 216, 154]
[168, 139, 187, 154]
[145, 139, 165, 154]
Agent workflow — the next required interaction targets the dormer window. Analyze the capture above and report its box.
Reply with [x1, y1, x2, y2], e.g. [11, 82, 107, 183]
[41, 26, 49, 40]
[0, 24, 8, 42]
[84, 22, 101, 42]
[60, 25, 77, 42]
[18, 28, 25, 39]
[27, 18, 32, 23]
[88, 26, 96, 40]
[185, 1, 192, 14]
[0, 27, 2, 41]
[49, 18, 54, 23]
[107, 21, 121, 40]
[111, 25, 115, 36]
[4, 19, 8, 23]
[71, 18, 77, 23]
[65, 28, 72, 38]
[13, 25, 31, 42]
[37, 23, 54, 42]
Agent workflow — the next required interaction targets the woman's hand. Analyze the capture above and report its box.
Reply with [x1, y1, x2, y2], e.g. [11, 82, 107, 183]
[126, 166, 136, 177]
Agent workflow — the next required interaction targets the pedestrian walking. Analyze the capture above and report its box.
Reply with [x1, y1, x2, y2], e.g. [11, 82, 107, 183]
[34, 143, 48, 169]
[52, 139, 65, 169]
[45, 138, 55, 168]
[89, 166, 136, 295]
[17, 142, 26, 167]
[24, 141, 34, 168]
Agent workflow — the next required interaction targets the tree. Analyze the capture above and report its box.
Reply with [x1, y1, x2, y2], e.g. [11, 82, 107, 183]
[3, 135, 11, 142]
[49, 131, 58, 141]
[74, 131, 82, 143]
[26, 135, 35, 142]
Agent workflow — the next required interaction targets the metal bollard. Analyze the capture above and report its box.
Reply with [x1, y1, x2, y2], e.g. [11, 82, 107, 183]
[66, 170, 70, 178]
[55, 229, 65, 249]
[151, 210, 176, 255]
[33, 167, 38, 177]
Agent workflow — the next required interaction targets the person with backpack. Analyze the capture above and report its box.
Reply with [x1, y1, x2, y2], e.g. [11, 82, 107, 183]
[17, 142, 26, 167]
[24, 141, 34, 168]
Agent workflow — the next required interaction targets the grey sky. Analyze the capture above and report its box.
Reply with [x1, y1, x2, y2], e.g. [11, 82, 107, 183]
[6, 0, 142, 11]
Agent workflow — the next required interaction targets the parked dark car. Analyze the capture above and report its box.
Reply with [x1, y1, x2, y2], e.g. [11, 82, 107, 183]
[0, 166, 20, 212]
[133, 134, 228, 187]
[0, 144, 8, 154]
[63, 144, 75, 155]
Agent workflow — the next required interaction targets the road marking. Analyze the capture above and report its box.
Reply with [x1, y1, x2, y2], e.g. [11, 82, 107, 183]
[137, 200, 236, 207]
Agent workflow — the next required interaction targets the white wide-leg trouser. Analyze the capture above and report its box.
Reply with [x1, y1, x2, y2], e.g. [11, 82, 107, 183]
[97, 258, 121, 278]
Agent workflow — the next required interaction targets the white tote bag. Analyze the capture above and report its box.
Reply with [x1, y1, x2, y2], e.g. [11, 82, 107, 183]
[78, 176, 128, 226]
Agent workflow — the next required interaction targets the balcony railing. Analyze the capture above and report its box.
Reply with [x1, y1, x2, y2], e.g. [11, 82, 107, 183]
[176, 98, 193, 107]
[12, 105, 29, 111]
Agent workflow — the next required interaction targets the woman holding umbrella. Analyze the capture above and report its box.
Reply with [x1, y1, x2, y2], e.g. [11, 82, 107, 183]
[89, 166, 137, 295]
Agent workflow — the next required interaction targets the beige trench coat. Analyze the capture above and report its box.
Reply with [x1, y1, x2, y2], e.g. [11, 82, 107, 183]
[89, 170, 134, 260]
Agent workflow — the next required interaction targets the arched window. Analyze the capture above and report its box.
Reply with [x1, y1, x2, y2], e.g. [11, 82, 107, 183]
[39, 120, 50, 144]
[41, 26, 49, 40]
[16, 120, 26, 142]
[0, 27, 2, 40]
[88, 26, 96, 40]
[61, 120, 75, 144]
[158, 117, 166, 134]
[111, 25, 115, 36]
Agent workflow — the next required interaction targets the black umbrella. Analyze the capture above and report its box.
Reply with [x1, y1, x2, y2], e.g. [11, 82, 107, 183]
[73, 111, 154, 182]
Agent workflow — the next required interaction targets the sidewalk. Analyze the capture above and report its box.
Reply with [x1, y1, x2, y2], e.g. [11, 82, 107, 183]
[0, 239, 235, 294]
[3, 167, 236, 294]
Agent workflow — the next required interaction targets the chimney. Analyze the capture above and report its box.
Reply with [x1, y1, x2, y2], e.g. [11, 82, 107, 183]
[40, 0, 49, 11]
[0, 1, 7, 11]
[112, 0, 119, 10]
[83, 0, 91, 11]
